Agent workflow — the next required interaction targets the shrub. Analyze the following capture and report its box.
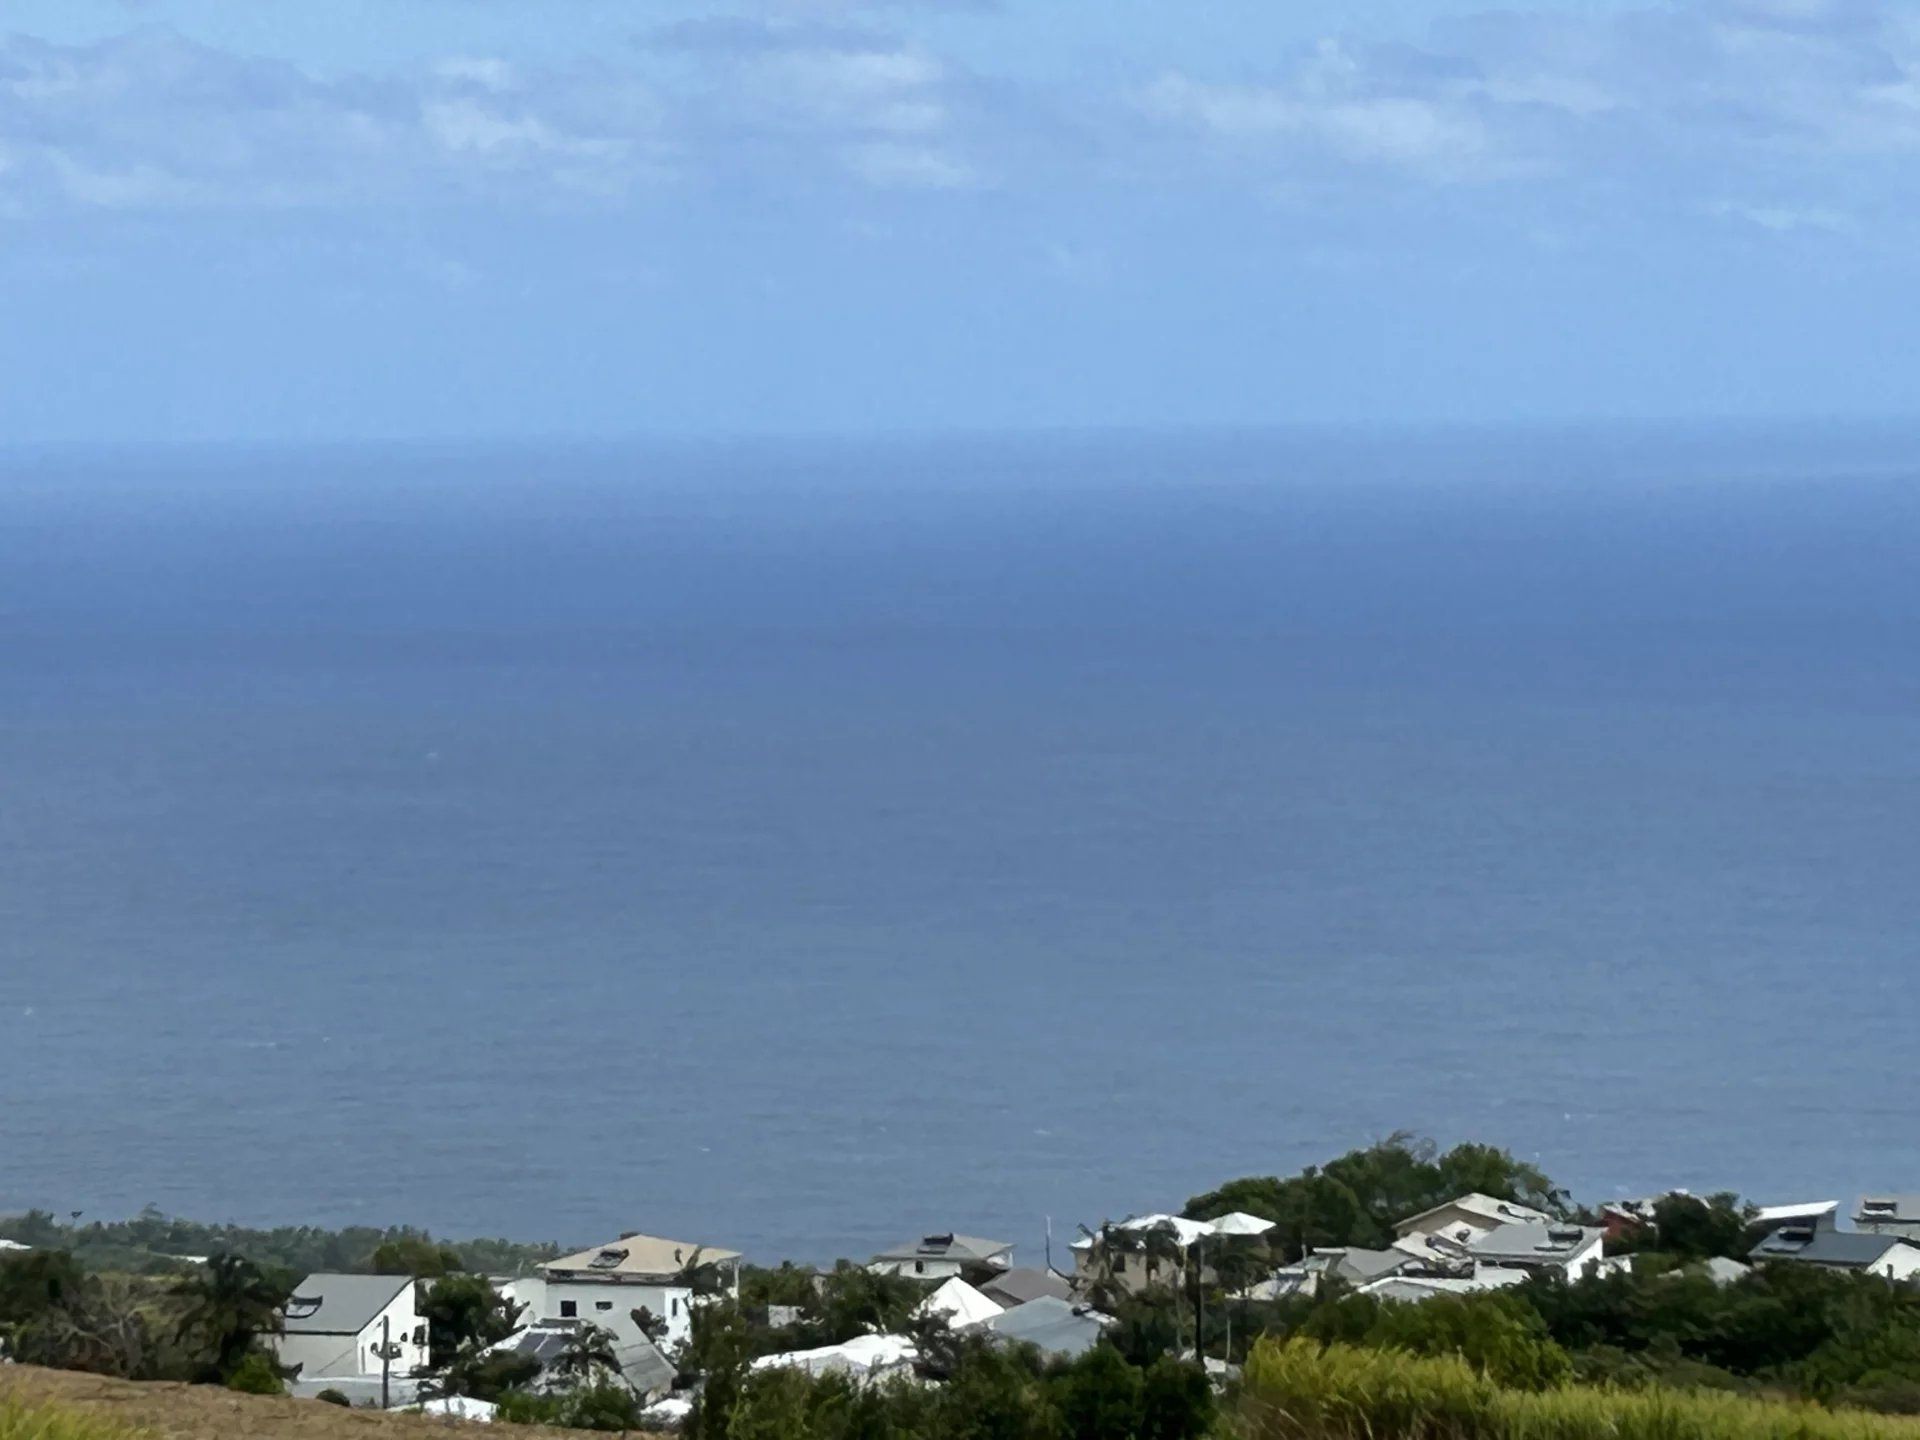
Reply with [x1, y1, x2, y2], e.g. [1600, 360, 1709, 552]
[0, 1400, 146, 1440]
[224, 1350, 285, 1396]
[313, 1388, 351, 1407]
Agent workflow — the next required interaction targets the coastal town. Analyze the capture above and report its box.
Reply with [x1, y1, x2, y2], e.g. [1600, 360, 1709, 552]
[11, 1138, 1920, 1436]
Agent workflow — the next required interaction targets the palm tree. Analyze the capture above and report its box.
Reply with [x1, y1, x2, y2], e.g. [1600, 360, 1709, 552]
[170, 1253, 289, 1382]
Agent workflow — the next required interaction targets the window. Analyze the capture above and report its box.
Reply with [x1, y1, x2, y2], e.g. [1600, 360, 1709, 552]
[1112, 1254, 1126, 1273]
[595, 1301, 612, 1312]
[560, 1301, 577, 1318]
[671, 1298, 681, 1316]
[914, 1261, 925, 1274]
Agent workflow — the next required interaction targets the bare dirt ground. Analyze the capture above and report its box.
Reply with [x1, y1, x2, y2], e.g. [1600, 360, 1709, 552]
[0, 1365, 583, 1440]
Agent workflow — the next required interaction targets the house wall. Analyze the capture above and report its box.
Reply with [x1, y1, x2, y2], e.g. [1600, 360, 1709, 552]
[1870, 1246, 1920, 1281]
[872, 1257, 966, 1281]
[542, 1279, 696, 1351]
[276, 1330, 361, 1381]
[1857, 1219, 1920, 1242]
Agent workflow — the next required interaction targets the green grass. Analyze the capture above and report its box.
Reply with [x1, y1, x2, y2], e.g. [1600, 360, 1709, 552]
[1235, 1341, 1920, 1440]
[0, 1400, 145, 1440]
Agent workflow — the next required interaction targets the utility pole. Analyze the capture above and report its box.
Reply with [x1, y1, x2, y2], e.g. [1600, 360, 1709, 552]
[381, 1316, 391, 1411]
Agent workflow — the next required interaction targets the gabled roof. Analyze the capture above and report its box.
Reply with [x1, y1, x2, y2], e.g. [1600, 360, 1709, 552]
[915, 1277, 1003, 1328]
[872, 1233, 1013, 1266]
[1467, 1222, 1602, 1266]
[1748, 1227, 1915, 1268]
[984, 1296, 1112, 1359]
[547, 1234, 741, 1280]
[282, 1273, 413, 1336]
[980, 1268, 1074, 1309]
[1392, 1193, 1554, 1238]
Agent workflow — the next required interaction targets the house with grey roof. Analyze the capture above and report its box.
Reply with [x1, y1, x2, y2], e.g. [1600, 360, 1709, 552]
[979, 1267, 1075, 1310]
[870, 1233, 1014, 1282]
[982, 1296, 1113, 1360]
[1748, 1225, 1920, 1279]
[275, 1273, 426, 1381]
[1855, 1196, 1920, 1242]
[1259, 1246, 1415, 1300]
[1466, 1222, 1605, 1282]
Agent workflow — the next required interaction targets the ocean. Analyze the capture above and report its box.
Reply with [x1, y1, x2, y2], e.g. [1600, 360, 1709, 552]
[2, 424, 1918, 1265]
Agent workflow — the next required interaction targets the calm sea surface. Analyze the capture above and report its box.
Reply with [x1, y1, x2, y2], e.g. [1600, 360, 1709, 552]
[3, 426, 1918, 1263]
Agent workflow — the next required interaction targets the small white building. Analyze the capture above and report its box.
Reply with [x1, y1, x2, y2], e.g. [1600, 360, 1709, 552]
[870, 1233, 1014, 1282]
[1855, 1196, 1920, 1242]
[276, 1273, 426, 1381]
[536, 1232, 741, 1354]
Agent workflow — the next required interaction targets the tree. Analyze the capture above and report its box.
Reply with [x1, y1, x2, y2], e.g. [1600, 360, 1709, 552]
[370, 1236, 462, 1278]
[419, 1272, 522, 1370]
[1621, 1193, 1752, 1261]
[169, 1253, 290, 1383]
[551, 1321, 622, 1387]
[1053, 1343, 1146, 1440]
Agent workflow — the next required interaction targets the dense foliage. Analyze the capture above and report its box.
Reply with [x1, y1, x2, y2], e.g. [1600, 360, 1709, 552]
[1184, 1133, 1564, 1259]
[685, 1329, 1215, 1440]
[1237, 1340, 1920, 1440]
[0, 1207, 557, 1278]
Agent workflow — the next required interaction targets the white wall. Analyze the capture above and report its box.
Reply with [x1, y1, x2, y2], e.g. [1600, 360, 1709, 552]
[544, 1279, 696, 1351]
[871, 1257, 965, 1281]
[1870, 1245, 1920, 1281]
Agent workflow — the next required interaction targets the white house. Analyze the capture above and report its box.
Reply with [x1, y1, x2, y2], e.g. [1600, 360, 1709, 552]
[535, 1232, 741, 1354]
[870, 1233, 1014, 1282]
[276, 1273, 427, 1381]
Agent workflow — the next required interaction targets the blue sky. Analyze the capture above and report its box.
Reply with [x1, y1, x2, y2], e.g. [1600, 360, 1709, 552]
[3, 0, 1918, 442]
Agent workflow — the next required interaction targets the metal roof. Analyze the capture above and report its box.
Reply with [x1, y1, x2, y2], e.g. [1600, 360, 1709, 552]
[1393, 1193, 1554, 1237]
[547, 1234, 741, 1280]
[282, 1273, 414, 1336]
[1749, 1228, 1914, 1267]
[983, 1296, 1112, 1360]
[1468, 1222, 1602, 1264]
[979, 1267, 1074, 1309]
[872, 1234, 1014, 1265]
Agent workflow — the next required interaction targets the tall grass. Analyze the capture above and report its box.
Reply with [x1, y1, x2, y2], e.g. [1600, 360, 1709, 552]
[1236, 1342, 1920, 1440]
[0, 1401, 145, 1440]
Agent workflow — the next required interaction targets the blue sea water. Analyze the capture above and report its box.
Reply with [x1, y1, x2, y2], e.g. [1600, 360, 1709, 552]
[2, 424, 1919, 1265]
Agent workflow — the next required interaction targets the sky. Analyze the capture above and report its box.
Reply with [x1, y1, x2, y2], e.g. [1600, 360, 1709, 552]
[3, 0, 1920, 443]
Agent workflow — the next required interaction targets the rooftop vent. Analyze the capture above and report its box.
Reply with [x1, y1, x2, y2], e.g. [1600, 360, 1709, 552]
[1864, 1201, 1897, 1214]
[1548, 1226, 1585, 1244]
[588, 1248, 629, 1270]
[620, 1231, 640, 1240]
[285, 1296, 321, 1321]
[918, 1234, 955, 1252]
[1775, 1225, 1816, 1245]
